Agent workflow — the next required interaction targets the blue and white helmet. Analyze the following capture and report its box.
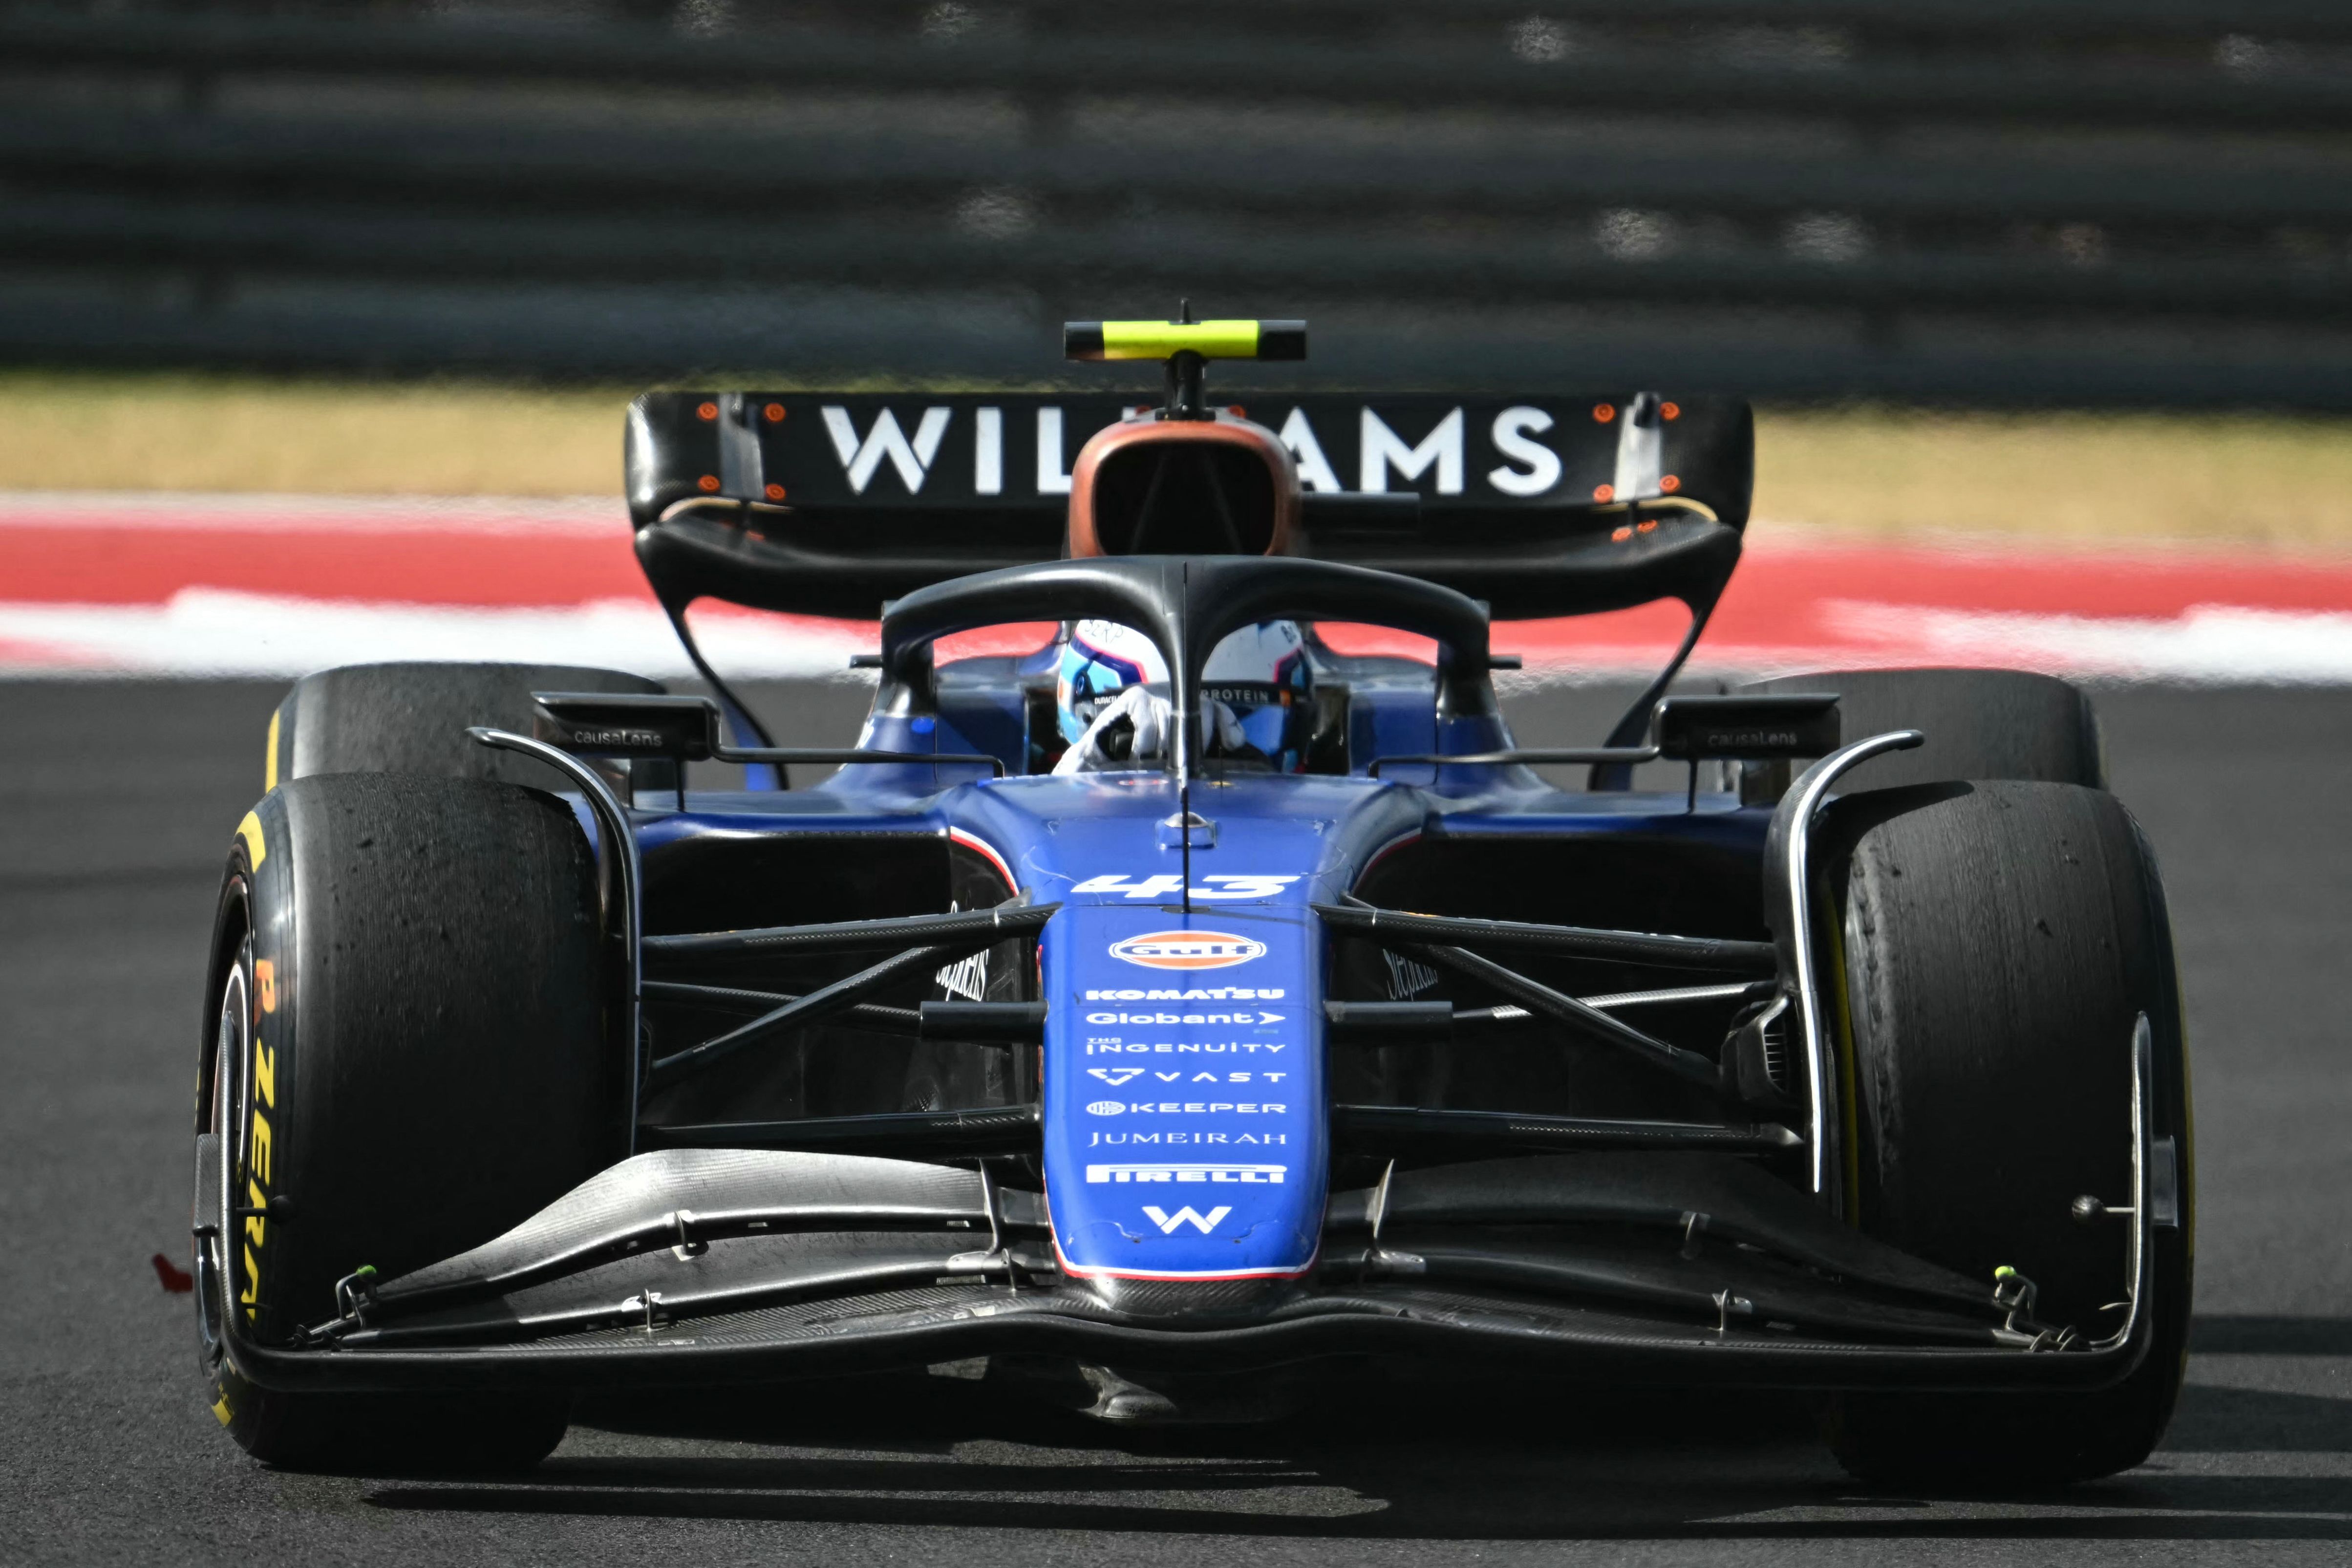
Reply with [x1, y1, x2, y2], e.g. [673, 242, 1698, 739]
[1199, 619, 1311, 772]
[1056, 619, 1169, 747]
[1056, 618, 1312, 772]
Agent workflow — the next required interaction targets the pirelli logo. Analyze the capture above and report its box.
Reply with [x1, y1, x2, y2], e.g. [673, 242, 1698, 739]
[1084, 1163, 1287, 1184]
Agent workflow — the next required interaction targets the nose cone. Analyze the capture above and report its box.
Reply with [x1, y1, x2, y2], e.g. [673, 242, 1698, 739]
[1039, 897, 1326, 1318]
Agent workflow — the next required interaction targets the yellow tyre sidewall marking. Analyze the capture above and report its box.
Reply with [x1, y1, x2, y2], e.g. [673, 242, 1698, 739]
[236, 811, 266, 868]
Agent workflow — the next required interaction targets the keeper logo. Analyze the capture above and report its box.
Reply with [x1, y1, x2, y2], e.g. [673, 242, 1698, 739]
[1109, 930, 1265, 971]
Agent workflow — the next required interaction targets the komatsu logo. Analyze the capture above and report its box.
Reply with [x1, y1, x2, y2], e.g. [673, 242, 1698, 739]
[1109, 930, 1265, 971]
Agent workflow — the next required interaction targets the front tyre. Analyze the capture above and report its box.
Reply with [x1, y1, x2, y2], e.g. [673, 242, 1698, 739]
[195, 773, 616, 1471]
[267, 660, 672, 799]
[1821, 780, 2192, 1488]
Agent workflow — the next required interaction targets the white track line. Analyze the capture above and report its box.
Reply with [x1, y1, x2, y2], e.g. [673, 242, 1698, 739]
[0, 591, 865, 680]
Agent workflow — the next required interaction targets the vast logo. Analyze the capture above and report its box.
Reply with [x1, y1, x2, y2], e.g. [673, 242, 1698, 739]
[1088, 1067, 1147, 1086]
[1143, 1204, 1230, 1235]
[1109, 930, 1266, 971]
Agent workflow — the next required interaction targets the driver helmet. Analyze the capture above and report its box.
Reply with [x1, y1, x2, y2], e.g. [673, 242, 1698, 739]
[1056, 619, 1168, 747]
[1200, 618, 1313, 772]
[1056, 618, 1313, 772]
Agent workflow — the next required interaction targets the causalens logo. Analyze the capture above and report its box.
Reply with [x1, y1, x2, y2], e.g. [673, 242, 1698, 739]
[1109, 930, 1265, 971]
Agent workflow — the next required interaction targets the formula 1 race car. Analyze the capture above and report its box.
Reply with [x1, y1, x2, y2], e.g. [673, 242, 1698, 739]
[191, 318, 2189, 1486]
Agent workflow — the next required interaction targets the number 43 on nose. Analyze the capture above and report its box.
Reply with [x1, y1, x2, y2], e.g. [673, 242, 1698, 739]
[1072, 874, 1302, 900]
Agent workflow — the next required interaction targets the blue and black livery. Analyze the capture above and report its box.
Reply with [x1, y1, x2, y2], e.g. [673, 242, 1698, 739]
[190, 319, 2192, 1486]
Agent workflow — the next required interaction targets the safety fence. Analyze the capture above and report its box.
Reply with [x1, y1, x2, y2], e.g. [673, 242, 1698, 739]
[6, 1, 2352, 402]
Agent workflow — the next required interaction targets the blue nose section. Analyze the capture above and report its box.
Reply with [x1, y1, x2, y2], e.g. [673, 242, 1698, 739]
[1042, 899, 1325, 1299]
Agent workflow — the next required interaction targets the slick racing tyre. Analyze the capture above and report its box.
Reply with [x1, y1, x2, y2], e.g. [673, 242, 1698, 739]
[195, 773, 617, 1471]
[266, 660, 672, 799]
[1736, 667, 2103, 797]
[1819, 780, 2192, 1488]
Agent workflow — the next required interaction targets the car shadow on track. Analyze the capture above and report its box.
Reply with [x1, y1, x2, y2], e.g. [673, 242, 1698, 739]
[363, 1321, 2352, 1543]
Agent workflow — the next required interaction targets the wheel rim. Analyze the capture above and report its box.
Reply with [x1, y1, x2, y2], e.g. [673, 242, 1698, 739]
[195, 935, 249, 1370]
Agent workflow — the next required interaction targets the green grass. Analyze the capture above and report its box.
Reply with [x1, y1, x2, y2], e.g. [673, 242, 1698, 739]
[0, 371, 635, 497]
[1755, 405, 2352, 548]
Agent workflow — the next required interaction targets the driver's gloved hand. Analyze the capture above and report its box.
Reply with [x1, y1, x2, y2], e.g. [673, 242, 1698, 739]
[1055, 684, 1168, 774]
[1205, 697, 1246, 752]
[1052, 687, 1246, 774]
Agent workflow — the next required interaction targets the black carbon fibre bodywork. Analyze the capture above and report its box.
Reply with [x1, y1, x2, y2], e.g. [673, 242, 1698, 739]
[230, 1147, 2157, 1398]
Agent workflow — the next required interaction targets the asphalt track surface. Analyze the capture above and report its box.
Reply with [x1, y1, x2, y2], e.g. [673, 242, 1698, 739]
[7, 675, 2352, 1565]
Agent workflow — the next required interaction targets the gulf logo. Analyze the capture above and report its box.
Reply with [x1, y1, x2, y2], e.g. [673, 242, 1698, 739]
[1109, 930, 1266, 971]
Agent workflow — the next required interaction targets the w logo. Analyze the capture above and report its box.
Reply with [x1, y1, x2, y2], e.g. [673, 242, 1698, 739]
[820, 406, 951, 495]
[1142, 1204, 1231, 1235]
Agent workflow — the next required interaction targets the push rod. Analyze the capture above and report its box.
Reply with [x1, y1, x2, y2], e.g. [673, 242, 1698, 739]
[644, 902, 1056, 964]
[645, 1103, 1042, 1157]
[644, 943, 957, 1090]
[1411, 942, 1728, 1089]
[1314, 902, 1775, 973]
[1326, 981, 1775, 1043]
[643, 986, 1048, 1044]
[641, 979, 921, 1036]
[1333, 1104, 1797, 1155]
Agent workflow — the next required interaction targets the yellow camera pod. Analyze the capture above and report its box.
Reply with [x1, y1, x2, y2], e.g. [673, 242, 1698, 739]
[1064, 319, 1307, 362]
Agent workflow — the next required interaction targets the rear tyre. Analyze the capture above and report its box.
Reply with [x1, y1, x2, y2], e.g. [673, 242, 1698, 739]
[267, 660, 671, 799]
[196, 773, 617, 1471]
[1820, 780, 2192, 1488]
[1736, 667, 2102, 796]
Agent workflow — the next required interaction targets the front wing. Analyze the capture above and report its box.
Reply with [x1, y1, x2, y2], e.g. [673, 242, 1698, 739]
[218, 1141, 2161, 1399]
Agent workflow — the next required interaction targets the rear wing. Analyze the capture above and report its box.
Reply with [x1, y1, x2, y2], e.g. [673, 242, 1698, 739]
[626, 391, 1751, 621]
